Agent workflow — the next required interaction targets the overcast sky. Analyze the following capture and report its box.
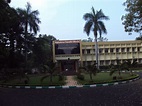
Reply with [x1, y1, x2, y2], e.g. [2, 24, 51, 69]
[10, 0, 138, 41]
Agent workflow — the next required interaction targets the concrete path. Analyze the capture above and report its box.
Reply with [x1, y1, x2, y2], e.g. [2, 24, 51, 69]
[65, 76, 79, 86]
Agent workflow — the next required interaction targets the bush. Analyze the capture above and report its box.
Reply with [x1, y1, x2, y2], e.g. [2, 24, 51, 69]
[77, 74, 84, 80]
[113, 76, 117, 80]
[58, 75, 64, 81]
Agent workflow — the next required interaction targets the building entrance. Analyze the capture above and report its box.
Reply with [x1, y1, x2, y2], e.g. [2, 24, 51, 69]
[61, 60, 77, 75]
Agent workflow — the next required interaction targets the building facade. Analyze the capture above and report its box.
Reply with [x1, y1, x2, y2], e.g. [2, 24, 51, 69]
[52, 40, 142, 73]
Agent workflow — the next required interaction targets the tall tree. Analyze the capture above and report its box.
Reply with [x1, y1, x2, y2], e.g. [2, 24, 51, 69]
[122, 0, 142, 35]
[0, 0, 24, 68]
[16, 2, 41, 69]
[31, 34, 56, 70]
[83, 7, 109, 69]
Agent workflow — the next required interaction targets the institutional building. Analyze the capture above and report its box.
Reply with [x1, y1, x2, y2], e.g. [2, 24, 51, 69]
[52, 40, 142, 73]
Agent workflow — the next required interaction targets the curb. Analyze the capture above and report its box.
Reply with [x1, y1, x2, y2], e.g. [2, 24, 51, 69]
[0, 76, 140, 89]
[101, 71, 140, 73]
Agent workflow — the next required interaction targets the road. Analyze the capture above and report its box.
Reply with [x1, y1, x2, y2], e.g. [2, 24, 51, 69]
[0, 73, 142, 106]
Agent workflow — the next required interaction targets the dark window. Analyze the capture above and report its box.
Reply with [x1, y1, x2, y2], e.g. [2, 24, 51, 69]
[116, 48, 119, 52]
[105, 48, 108, 53]
[121, 48, 125, 52]
[132, 47, 135, 52]
[137, 47, 140, 52]
[82, 50, 85, 54]
[87, 49, 90, 54]
[127, 48, 130, 52]
[55, 43, 80, 55]
[110, 48, 113, 53]
[99, 49, 103, 53]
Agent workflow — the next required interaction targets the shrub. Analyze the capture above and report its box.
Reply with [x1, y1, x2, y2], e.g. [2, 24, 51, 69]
[77, 74, 84, 80]
[113, 76, 117, 80]
[58, 75, 64, 81]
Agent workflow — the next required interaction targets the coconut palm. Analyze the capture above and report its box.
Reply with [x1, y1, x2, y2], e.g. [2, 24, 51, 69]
[78, 63, 98, 81]
[16, 2, 41, 69]
[41, 62, 58, 83]
[83, 7, 109, 69]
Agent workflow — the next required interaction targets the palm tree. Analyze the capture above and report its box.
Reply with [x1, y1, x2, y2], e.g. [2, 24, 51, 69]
[16, 2, 41, 69]
[41, 62, 58, 83]
[78, 63, 97, 81]
[83, 7, 109, 69]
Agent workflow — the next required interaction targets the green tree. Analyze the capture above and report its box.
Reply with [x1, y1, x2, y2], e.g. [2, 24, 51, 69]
[122, 0, 142, 35]
[41, 62, 58, 83]
[16, 2, 41, 69]
[79, 64, 98, 81]
[31, 34, 56, 70]
[83, 7, 109, 69]
[136, 35, 142, 40]
[0, 0, 24, 68]
[123, 59, 138, 75]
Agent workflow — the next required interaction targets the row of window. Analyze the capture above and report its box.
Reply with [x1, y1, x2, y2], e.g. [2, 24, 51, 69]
[82, 47, 141, 54]
[83, 59, 142, 66]
[83, 43, 141, 48]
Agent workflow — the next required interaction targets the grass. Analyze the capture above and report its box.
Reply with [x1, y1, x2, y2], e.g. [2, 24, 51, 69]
[1, 74, 66, 86]
[0, 71, 139, 86]
[75, 72, 139, 85]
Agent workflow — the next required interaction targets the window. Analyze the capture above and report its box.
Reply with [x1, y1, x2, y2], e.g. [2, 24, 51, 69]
[110, 48, 113, 53]
[127, 48, 130, 52]
[82, 50, 85, 54]
[116, 48, 119, 52]
[132, 47, 135, 52]
[99, 49, 103, 53]
[137, 47, 140, 52]
[121, 48, 125, 52]
[55, 43, 80, 55]
[87, 49, 90, 54]
[105, 48, 108, 53]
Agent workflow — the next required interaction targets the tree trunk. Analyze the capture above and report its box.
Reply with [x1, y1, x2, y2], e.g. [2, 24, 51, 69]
[94, 36, 99, 69]
[89, 73, 93, 81]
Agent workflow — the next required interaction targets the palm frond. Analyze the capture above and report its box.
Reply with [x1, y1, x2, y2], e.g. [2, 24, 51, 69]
[84, 21, 93, 36]
[83, 13, 93, 21]
[97, 9, 110, 21]
[91, 7, 96, 16]
[40, 75, 49, 83]
[98, 21, 107, 35]
[110, 70, 116, 76]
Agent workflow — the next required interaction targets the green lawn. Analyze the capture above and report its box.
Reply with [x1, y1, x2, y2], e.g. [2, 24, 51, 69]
[75, 72, 139, 85]
[2, 75, 66, 86]
[0, 71, 139, 86]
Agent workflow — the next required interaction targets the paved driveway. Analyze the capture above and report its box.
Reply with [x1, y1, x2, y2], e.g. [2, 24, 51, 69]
[0, 73, 142, 106]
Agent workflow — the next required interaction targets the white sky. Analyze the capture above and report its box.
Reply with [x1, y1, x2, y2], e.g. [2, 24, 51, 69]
[10, 0, 138, 41]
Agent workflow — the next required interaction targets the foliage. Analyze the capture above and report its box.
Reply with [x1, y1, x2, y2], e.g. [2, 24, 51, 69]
[98, 37, 108, 42]
[16, 2, 41, 69]
[123, 59, 138, 75]
[109, 59, 129, 76]
[122, 0, 142, 35]
[136, 35, 142, 40]
[31, 34, 56, 69]
[109, 59, 137, 77]
[40, 62, 59, 83]
[79, 64, 98, 81]
[77, 74, 85, 80]
[83, 7, 109, 69]
[0, 1, 57, 82]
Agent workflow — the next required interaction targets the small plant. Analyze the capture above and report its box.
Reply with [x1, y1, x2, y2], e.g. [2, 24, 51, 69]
[58, 74, 64, 81]
[77, 74, 84, 80]
[113, 76, 117, 80]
